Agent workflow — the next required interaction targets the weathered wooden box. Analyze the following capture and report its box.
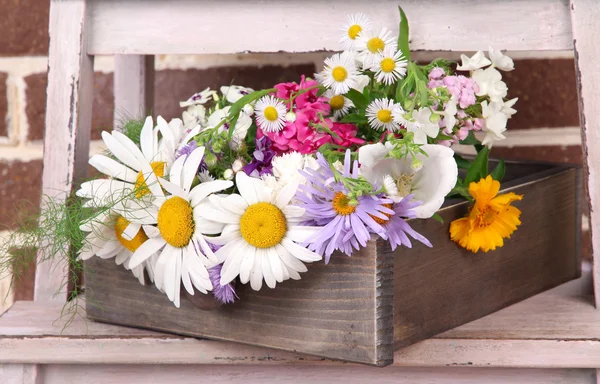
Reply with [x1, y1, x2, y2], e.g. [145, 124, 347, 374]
[85, 162, 581, 366]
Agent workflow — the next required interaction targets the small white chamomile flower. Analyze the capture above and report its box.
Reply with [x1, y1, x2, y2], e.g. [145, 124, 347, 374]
[355, 27, 397, 67]
[340, 13, 372, 51]
[319, 51, 359, 95]
[371, 47, 407, 85]
[324, 89, 353, 119]
[255, 95, 287, 132]
[366, 98, 403, 131]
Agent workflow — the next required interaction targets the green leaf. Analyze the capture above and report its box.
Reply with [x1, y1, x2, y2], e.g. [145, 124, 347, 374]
[431, 213, 444, 224]
[227, 88, 275, 142]
[490, 159, 506, 181]
[454, 154, 471, 170]
[345, 89, 368, 110]
[340, 113, 368, 124]
[397, 6, 411, 62]
[464, 146, 490, 187]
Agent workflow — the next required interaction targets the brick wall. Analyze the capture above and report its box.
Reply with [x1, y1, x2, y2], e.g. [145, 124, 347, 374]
[0, 1, 588, 306]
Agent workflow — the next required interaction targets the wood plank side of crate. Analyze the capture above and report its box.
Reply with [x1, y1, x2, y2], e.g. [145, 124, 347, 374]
[393, 166, 582, 348]
[85, 235, 395, 366]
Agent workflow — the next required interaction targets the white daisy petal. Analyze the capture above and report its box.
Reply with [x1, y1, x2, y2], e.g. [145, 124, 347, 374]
[235, 172, 260, 205]
[169, 155, 186, 187]
[182, 147, 206, 192]
[275, 180, 299, 209]
[122, 222, 142, 241]
[282, 238, 322, 262]
[261, 249, 276, 289]
[267, 247, 285, 283]
[189, 180, 234, 207]
[112, 131, 147, 166]
[89, 155, 137, 183]
[129, 237, 166, 268]
[219, 239, 245, 285]
[275, 243, 308, 273]
[250, 251, 264, 291]
[139, 116, 156, 161]
[180, 248, 194, 295]
[239, 243, 256, 284]
[286, 226, 320, 243]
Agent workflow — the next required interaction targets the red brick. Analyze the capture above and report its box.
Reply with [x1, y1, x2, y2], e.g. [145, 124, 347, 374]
[0, 0, 50, 56]
[0, 72, 7, 137]
[154, 64, 316, 121]
[25, 72, 114, 141]
[0, 159, 42, 229]
[491, 145, 583, 165]
[505, 59, 579, 130]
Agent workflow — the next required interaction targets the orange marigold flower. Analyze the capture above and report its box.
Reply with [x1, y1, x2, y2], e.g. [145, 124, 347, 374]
[450, 175, 523, 253]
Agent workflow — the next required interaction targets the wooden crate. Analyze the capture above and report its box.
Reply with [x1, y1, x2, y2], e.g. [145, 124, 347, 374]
[84, 162, 581, 367]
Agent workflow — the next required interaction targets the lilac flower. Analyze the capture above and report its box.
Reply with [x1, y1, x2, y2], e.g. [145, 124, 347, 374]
[374, 195, 432, 251]
[242, 136, 275, 177]
[296, 150, 394, 263]
[208, 264, 238, 304]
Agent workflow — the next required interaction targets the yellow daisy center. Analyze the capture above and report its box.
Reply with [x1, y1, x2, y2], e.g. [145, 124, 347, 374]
[370, 203, 394, 225]
[134, 161, 166, 199]
[377, 109, 392, 123]
[263, 106, 279, 122]
[240, 202, 287, 249]
[380, 58, 396, 73]
[332, 66, 348, 82]
[114, 216, 148, 252]
[474, 206, 499, 228]
[332, 192, 356, 216]
[329, 95, 345, 111]
[157, 196, 195, 248]
[367, 37, 385, 53]
[348, 24, 362, 39]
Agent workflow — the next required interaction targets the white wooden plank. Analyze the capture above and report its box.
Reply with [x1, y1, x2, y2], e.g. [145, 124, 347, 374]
[88, 0, 573, 55]
[34, 0, 94, 301]
[570, 0, 600, 308]
[40, 365, 595, 384]
[0, 364, 38, 384]
[113, 55, 154, 128]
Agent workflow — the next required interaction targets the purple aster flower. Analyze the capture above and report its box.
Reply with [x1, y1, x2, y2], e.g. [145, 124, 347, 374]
[176, 140, 198, 159]
[296, 150, 394, 263]
[374, 195, 432, 251]
[242, 136, 275, 177]
[208, 263, 238, 305]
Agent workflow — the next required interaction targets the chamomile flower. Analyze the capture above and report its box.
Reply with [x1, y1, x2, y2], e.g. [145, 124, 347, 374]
[324, 89, 353, 119]
[355, 27, 397, 67]
[366, 98, 402, 131]
[371, 47, 407, 85]
[340, 13, 372, 51]
[255, 95, 287, 133]
[127, 147, 234, 307]
[198, 172, 322, 291]
[319, 52, 359, 95]
[78, 211, 158, 285]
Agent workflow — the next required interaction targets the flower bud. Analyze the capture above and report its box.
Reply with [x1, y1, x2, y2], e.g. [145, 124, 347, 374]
[232, 158, 245, 173]
[285, 111, 297, 123]
[242, 104, 254, 116]
[223, 169, 234, 180]
[411, 159, 423, 172]
[204, 153, 217, 166]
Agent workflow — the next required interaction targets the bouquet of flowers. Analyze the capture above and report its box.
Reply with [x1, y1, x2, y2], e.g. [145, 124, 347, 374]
[48, 9, 523, 308]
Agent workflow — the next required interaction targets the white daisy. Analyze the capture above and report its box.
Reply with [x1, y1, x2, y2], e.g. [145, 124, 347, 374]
[355, 27, 397, 67]
[198, 172, 322, 291]
[220, 85, 254, 103]
[371, 47, 407, 85]
[318, 51, 359, 95]
[340, 13, 372, 51]
[78, 210, 157, 285]
[365, 98, 403, 131]
[254, 95, 287, 132]
[127, 147, 234, 307]
[179, 88, 213, 107]
[324, 89, 353, 119]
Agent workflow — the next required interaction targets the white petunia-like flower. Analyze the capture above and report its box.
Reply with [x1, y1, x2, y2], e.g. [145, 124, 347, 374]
[220, 85, 255, 103]
[353, 74, 371, 93]
[359, 143, 458, 218]
[180, 88, 213, 107]
[480, 100, 508, 148]
[488, 47, 514, 71]
[127, 147, 234, 307]
[406, 108, 440, 144]
[78, 210, 157, 285]
[443, 97, 458, 131]
[340, 13, 372, 51]
[254, 95, 287, 133]
[456, 50, 492, 71]
[472, 67, 508, 102]
[355, 27, 397, 68]
[198, 172, 322, 291]
[324, 89, 353, 119]
[370, 47, 407, 85]
[182, 104, 207, 129]
[366, 98, 403, 131]
[206, 106, 252, 149]
[319, 51, 359, 95]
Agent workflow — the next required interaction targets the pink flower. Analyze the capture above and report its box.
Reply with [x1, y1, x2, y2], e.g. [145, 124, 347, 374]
[429, 67, 445, 80]
[274, 82, 299, 99]
[331, 123, 366, 147]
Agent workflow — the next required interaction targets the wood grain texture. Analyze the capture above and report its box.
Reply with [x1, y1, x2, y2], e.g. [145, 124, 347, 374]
[570, 0, 600, 308]
[85, 241, 396, 366]
[394, 165, 582, 348]
[87, 0, 573, 55]
[37, 365, 596, 384]
[83, 163, 580, 366]
[34, 0, 95, 302]
[113, 55, 154, 128]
